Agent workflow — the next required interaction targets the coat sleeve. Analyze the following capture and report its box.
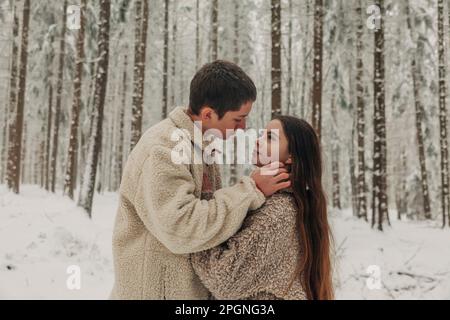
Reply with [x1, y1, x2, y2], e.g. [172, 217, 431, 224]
[134, 144, 266, 255]
[190, 202, 290, 300]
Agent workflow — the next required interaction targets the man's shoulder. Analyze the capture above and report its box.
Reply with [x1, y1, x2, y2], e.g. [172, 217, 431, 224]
[134, 117, 180, 153]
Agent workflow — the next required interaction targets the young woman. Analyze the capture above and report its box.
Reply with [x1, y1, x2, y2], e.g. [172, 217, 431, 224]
[191, 116, 334, 300]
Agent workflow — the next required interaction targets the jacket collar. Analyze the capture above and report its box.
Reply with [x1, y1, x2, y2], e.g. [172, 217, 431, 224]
[168, 106, 209, 151]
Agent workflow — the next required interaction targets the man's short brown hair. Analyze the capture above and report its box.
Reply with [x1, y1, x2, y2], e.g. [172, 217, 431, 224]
[188, 60, 257, 119]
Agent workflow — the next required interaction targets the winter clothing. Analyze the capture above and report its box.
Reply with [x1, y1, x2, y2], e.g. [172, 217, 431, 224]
[109, 106, 265, 300]
[191, 189, 307, 300]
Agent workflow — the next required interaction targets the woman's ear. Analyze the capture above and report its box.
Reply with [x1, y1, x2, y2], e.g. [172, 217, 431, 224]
[285, 156, 293, 164]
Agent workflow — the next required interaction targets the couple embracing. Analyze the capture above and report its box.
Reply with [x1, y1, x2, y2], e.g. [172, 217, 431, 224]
[109, 60, 333, 300]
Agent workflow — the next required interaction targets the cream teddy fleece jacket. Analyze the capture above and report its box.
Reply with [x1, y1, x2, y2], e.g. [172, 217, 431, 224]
[110, 107, 265, 299]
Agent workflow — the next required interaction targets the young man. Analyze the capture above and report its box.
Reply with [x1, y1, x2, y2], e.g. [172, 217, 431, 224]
[110, 60, 290, 300]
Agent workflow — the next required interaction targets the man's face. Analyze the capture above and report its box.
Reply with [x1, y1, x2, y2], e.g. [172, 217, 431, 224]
[201, 101, 253, 140]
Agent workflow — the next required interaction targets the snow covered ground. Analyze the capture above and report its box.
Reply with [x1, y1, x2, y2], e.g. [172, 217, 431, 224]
[1, 185, 449, 300]
[0, 185, 115, 299]
[331, 210, 450, 299]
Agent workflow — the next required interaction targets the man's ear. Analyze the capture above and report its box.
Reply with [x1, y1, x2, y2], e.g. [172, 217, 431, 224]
[200, 106, 215, 121]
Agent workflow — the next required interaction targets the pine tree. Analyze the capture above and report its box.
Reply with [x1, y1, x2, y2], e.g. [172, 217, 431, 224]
[372, 0, 388, 231]
[331, 66, 341, 209]
[6, 0, 31, 194]
[211, 0, 218, 61]
[437, 0, 449, 227]
[65, 0, 86, 199]
[45, 50, 54, 192]
[355, 0, 367, 220]
[170, 0, 178, 108]
[229, 0, 240, 187]
[405, 1, 431, 220]
[271, 0, 281, 118]
[312, 0, 323, 139]
[4, 2, 19, 186]
[162, 0, 169, 118]
[50, 0, 68, 193]
[196, 0, 200, 69]
[78, 0, 111, 216]
[115, 54, 128, 189]
[130, 0, 149, 150]
[286, 0, 293, 115]
[300, 0, 311, 119]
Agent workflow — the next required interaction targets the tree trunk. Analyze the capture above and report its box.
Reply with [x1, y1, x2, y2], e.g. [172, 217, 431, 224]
[78, 0, 111, 216]
[1, 104, 8, 184]
[372, 0, 388, 231]
[271, 0, 281, 118]
[65, 0, 86, 199]
[356, 0, 368, 221]
[45, 83, 53, 191]
[50, 0, 68, 193]
[350, 118, 358, 217]
[170, 1, 178, 108]
[405, 2, 431, 220]
[437, 0, 449, 227]
[312, 0, 323, 139]
[162, 0, 169, 118]
[300, 0, 310, 119]
[229, 0, 240, 187]
[6, 0, 31, 194]
[116, 54, 127, 189]
[5, 3, 19, 187]
[20, 121, 27, 184]
[286, 0, 293, 115]
[196, 0, 200, 69]
[211, 0, 218, 61]
[130, 0, 149, 150]
[331, 67, 341, 209]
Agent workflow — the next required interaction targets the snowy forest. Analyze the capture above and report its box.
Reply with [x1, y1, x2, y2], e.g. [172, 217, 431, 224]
[1, 0, 450, 299]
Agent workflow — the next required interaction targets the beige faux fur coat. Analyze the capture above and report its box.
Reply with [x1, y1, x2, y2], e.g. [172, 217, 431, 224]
[110, 107, 265, 300]
[191, 189, 307, 300]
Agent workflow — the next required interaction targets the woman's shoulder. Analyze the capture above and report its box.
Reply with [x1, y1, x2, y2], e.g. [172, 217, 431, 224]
[247, 188, 297, 227]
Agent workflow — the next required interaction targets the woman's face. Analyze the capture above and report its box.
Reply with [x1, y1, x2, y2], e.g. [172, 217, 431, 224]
[252, 119, 292, 167]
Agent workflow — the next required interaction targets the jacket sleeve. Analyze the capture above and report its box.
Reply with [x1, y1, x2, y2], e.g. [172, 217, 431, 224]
[190, 202, 289, 300]
[133, 144, 266, 255]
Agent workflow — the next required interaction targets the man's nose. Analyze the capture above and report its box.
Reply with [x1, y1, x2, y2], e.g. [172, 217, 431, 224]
[237, 119, 246, 130]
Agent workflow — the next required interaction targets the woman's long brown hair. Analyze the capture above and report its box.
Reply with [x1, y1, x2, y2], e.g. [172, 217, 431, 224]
[275, 115, 334, 300]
